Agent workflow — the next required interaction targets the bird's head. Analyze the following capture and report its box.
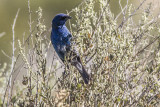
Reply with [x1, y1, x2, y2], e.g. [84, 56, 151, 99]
[52, 13, 72, 28]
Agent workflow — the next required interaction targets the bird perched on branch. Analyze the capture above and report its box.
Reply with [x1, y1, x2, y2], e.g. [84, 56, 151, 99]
[51, 13, 90, 84]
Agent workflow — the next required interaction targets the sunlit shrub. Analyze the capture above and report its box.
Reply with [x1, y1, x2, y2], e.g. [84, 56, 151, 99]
[1, 0, 160, 106]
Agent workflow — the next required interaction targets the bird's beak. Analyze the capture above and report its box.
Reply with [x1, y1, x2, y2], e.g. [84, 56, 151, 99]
[66, 16, 72, 20]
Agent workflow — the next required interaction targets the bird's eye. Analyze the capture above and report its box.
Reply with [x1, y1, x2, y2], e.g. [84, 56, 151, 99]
[61, 17, 66, 20]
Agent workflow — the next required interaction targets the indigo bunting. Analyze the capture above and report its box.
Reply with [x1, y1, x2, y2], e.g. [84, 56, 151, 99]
[51, 13, 90, 84]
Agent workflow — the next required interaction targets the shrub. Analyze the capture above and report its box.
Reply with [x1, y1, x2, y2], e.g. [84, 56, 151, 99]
[1, 0, 160, 106]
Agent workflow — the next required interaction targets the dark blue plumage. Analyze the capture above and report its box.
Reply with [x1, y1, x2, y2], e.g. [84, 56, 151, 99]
[51, 13, 90, 84]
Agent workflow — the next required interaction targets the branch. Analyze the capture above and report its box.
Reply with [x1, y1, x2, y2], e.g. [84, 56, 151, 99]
[6, 8, 20, 106]
[118, 0, 147, 28]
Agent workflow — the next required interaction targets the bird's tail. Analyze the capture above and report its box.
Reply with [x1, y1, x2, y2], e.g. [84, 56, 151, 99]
[74, 62, 90, 84]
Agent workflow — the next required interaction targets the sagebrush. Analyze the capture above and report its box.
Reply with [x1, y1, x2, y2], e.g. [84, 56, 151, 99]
[1, 0, 160, 106]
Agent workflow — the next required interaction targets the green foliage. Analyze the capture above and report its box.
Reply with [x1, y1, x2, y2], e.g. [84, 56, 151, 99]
[1, 0, 160, 106]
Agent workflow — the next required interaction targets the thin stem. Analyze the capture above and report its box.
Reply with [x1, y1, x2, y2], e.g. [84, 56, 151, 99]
[7, 8, 20, 106]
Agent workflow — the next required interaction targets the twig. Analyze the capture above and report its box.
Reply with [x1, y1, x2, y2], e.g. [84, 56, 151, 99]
[1, 50, 12, 59]
[3, 53, 21, 106]
[92, 0, 111, 37]
[118, 0, 147, 28]
[10, 62, 24, 98]
[7, 8, 20, 106]
[134, 35, 160, 58]
[119, 0, 128, 21]
[86, 51, 96, 63]
[27, 0, 33, 105]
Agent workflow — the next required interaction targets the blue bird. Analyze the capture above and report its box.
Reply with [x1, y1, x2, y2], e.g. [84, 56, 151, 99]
[51, 13, 90, 84]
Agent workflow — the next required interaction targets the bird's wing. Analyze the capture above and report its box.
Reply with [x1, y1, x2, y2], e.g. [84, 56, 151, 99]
[59, 33, 72, 53]
[69, 46, 90, 84]
[68, 46, 81, 64]
[60, 33, 90, 84]
[63, 34, 72, 51]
